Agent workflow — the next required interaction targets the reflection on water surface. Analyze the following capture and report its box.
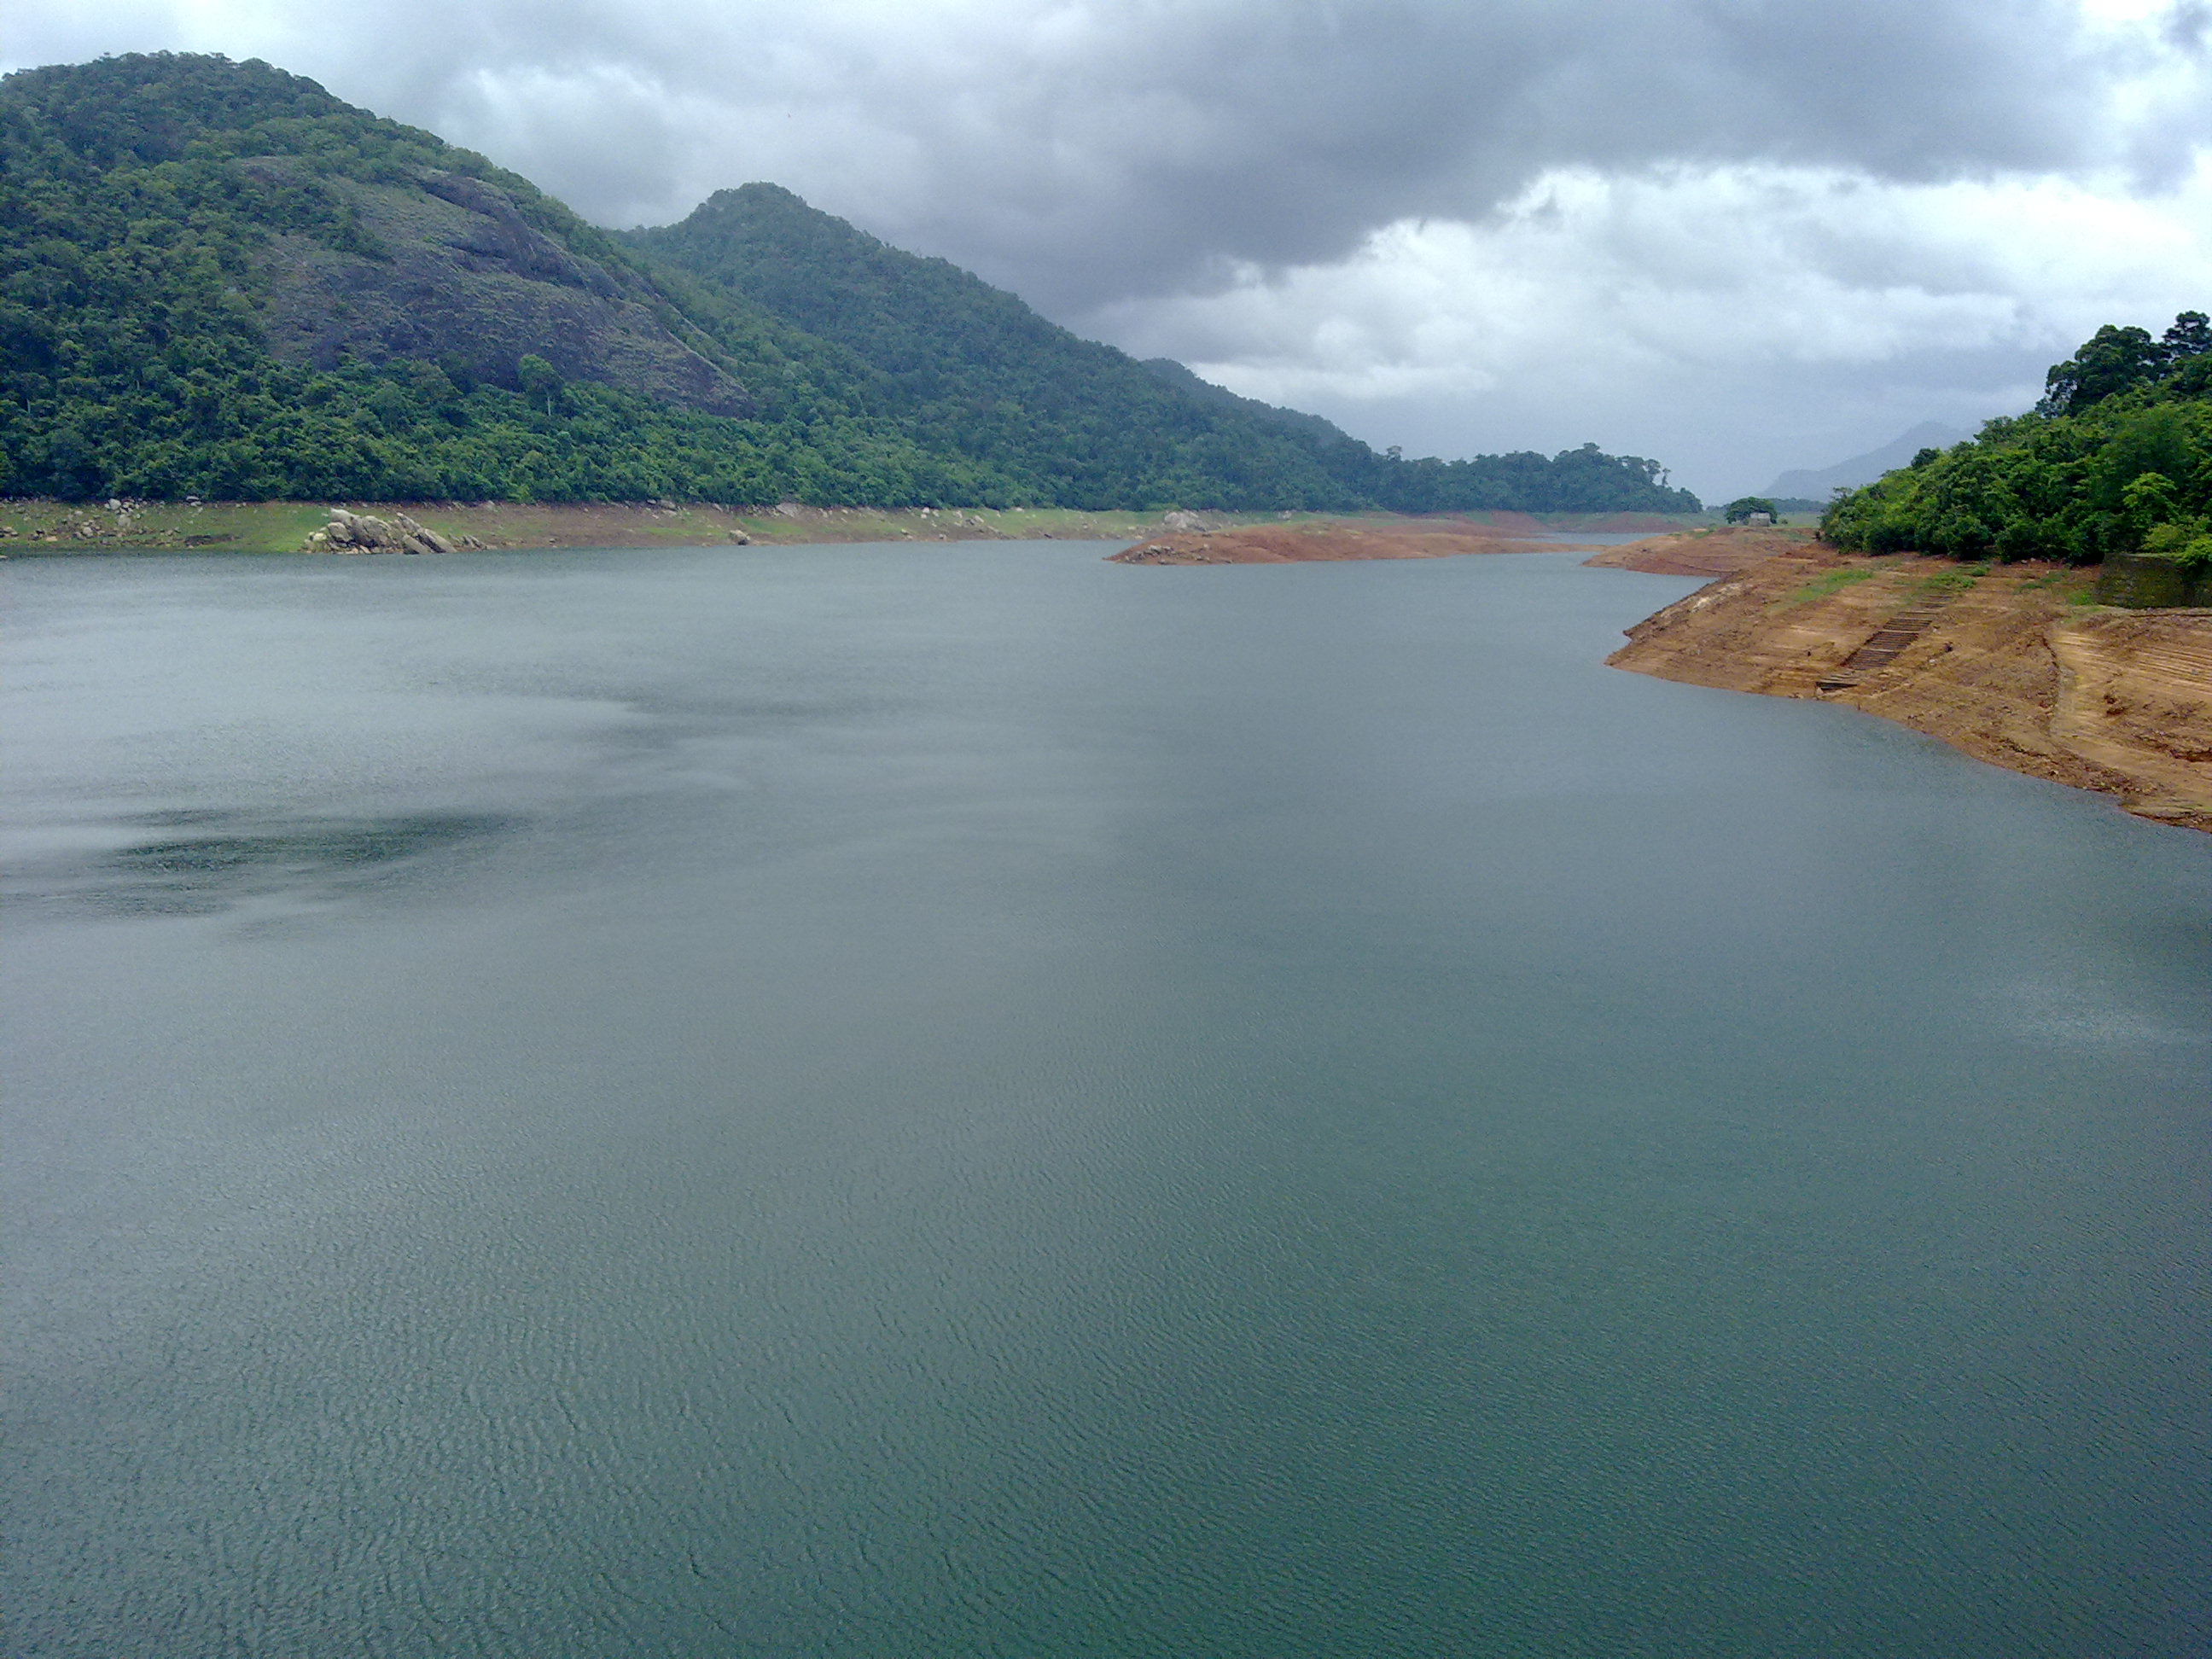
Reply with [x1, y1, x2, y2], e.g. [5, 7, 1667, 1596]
[14, 811, 518, 917]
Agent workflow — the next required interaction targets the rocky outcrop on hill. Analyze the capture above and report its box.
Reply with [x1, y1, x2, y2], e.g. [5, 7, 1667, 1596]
[253, 161, 750, 415]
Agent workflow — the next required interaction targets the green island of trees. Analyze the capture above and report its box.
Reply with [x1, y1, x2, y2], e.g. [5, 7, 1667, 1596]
[2, 52, 1701, 515]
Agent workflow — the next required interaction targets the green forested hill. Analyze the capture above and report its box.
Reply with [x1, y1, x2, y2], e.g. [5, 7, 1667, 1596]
[1825, 313, 2212, 573]
[0, 52, 1700, 511]
[0, 53, 998, 503]
[623, 183, 1701, 514]
[622, 184, 1359, 509]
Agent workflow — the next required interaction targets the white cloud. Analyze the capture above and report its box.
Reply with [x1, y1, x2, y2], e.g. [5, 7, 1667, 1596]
[1086, 161, 2212, 496]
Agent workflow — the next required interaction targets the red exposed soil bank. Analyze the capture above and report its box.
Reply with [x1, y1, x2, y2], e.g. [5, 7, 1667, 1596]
[1581, 524, 1817, 577]
[1607, 545, 2212, 830]
[1110, 519, 1586, 565]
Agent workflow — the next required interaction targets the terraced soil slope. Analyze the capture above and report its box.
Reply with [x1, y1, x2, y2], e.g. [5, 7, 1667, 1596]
[1607, 545, 2212, 830]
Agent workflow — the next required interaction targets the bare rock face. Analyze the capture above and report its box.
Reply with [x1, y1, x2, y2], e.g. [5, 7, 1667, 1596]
[1161, 509, 1207, 533]
[395, 513, 457, 556]
[252, 160, 751, 417]
[320, 509, 394, 552]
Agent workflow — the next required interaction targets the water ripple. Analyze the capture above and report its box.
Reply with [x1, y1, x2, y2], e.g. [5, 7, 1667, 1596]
[8, 809, 519, 918]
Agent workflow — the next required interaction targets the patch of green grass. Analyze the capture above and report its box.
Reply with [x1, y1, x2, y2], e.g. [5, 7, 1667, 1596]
[1773, 567, 1876, 608]
[1912, 561, 1990, 597]
[0, 498, 330, 552]
[2012, 569, 2099, 597]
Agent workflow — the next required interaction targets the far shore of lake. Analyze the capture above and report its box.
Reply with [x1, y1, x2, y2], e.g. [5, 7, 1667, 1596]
[0, 498, 1706, 556]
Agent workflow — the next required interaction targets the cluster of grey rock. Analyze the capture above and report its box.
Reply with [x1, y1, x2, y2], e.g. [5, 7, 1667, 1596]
[1114, 541, 1221, 565]
[307, 509, 483, 555]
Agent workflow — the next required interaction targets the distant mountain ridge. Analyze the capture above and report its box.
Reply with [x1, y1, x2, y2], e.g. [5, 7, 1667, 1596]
[623, 183, 1700, 513]
[0, 52, 1701, 511]
[1764, 422, 1972, 501]
[620, 184, 1362, 509]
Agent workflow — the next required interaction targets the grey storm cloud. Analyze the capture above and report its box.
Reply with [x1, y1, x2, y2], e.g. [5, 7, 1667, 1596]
[6, 0, 2205, 311]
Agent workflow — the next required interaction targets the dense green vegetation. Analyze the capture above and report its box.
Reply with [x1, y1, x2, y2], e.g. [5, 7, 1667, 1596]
[2, 52, 1700, 512]
[626, 185, 1700, 514]
[1825, 312, 2212, 570]
[0, 53, 998, 503]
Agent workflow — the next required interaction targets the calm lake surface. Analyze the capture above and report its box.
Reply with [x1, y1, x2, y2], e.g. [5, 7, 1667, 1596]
[5, 542, 2208, 1658]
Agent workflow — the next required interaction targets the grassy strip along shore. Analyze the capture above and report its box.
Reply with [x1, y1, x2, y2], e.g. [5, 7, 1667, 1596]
[0, 501, 1705, 555]
[0, 499, 1231, 553]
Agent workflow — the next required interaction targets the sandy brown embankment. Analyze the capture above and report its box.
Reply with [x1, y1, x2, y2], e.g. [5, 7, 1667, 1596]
[1606, 538, 2212, 830]
[1582, 522, 1819, 576]
[1110, 515, 1604, 564]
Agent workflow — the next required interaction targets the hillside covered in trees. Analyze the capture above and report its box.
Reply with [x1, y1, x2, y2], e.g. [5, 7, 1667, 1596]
[1825, 313, 2212, 573]
[0, 52, 1700, 513]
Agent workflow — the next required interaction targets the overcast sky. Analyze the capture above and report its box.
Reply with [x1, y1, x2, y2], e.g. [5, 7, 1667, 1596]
[8, 0, 2211, 498]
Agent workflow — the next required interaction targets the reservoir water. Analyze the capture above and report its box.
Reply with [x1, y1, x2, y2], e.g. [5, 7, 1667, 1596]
[5, 542, 2208, 1657]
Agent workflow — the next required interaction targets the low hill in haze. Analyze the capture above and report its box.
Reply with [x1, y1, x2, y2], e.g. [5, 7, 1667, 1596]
[1763, 422, 1972, 501]
[0, 52, 1701, 512]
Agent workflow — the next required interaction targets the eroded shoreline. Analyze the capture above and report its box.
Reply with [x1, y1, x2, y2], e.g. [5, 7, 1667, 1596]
[1602, 537, 2212, 831]
[1108, 511, 1688, 564]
